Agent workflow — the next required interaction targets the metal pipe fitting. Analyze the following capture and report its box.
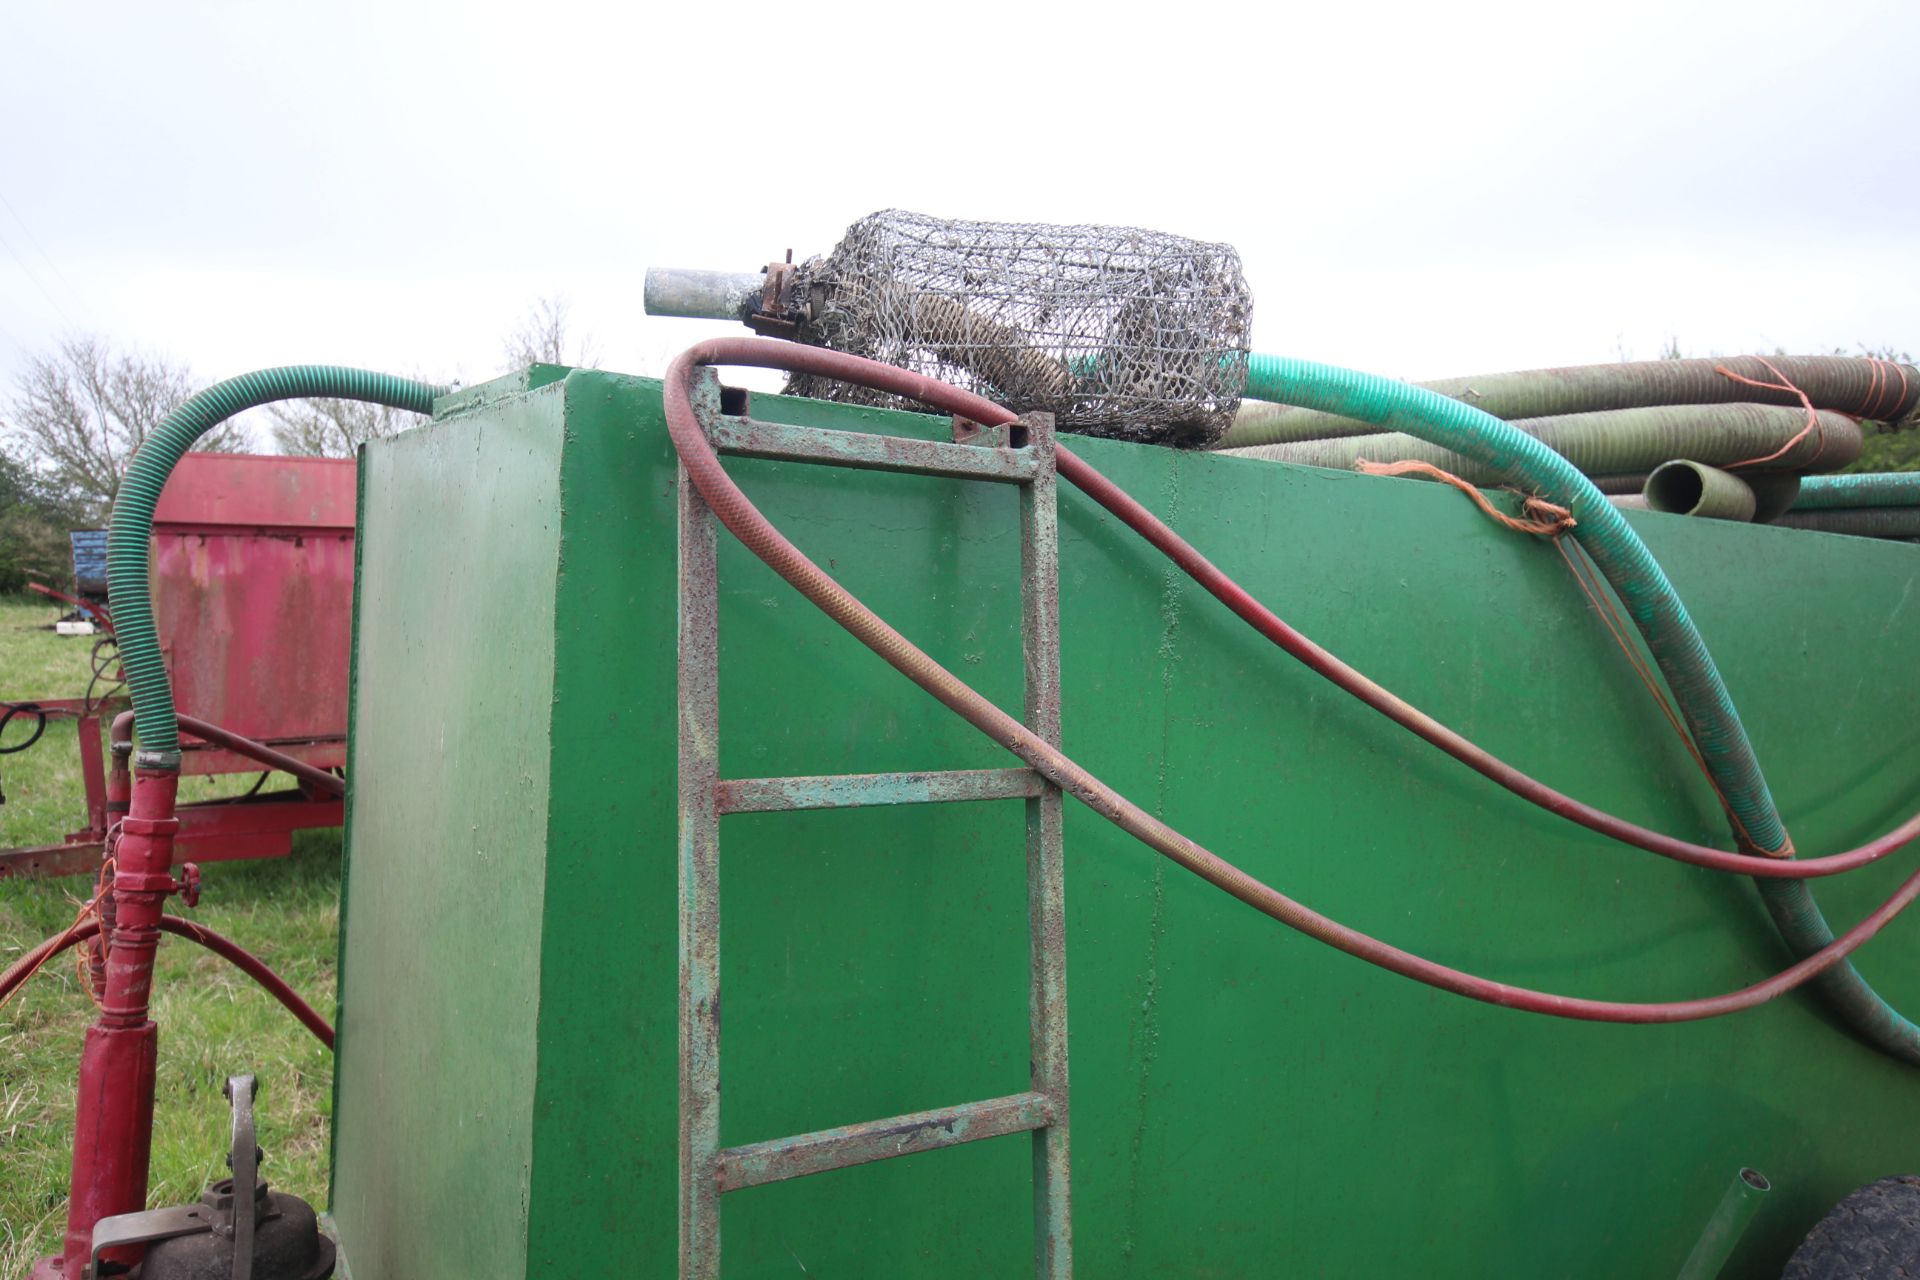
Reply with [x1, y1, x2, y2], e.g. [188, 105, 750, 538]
[1676, 1167, 1771, 1279]
[643, 268, 766, 322]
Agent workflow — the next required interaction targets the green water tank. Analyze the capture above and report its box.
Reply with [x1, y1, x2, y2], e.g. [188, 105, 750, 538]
[330, 366, 1920, 1278]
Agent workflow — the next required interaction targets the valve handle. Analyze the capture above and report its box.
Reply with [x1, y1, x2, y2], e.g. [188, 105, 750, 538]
[223, 1074, 257, 1280]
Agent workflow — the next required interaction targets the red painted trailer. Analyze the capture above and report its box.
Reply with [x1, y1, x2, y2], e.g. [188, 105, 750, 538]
[0, 453, 355, 876]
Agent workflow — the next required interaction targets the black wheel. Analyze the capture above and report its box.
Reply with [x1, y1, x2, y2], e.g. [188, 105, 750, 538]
[1784, 1177, 1920, 1278]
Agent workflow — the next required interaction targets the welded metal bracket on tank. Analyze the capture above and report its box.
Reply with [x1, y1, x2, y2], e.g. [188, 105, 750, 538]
[677, 369, 1071, 1278]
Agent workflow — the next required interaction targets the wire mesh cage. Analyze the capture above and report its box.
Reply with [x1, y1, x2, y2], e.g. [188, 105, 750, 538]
[786, 210, 1253, 447]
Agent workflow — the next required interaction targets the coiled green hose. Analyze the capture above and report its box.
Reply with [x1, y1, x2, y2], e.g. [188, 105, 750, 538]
[107, 367, 442, 759]
[1243, 352, 1920, 1064]
[1222, 404, 1862, 479]
[1776, 508, 1920, 538]
[1224, 354, 1920, 448]
[1794, 473, 1920, 510]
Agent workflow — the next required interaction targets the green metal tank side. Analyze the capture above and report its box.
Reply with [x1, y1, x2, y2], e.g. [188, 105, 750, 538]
[335, 368, 1920, 1279]
[332, 375, 567, 1280]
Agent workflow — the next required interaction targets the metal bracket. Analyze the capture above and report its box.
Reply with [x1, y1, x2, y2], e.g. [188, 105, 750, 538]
[744, 252, 801, 338]
[90, 1206, 214, 1277]
[952, 415, 1012, 449]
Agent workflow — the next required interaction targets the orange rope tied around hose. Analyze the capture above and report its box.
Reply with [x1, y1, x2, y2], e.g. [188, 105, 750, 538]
[1853, 356, 1908, 422]
[1715, 357, 1830, 470]
[1885, 359, 1912, 422]
[1354, 459, 1576, 537]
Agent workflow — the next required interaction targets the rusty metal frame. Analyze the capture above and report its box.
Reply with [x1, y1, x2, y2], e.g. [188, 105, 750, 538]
[0, 692, 341, 879]
[0, 795, 340, 879]
[676, 370, 1071, 1278]
[717, 767, 1044, 814]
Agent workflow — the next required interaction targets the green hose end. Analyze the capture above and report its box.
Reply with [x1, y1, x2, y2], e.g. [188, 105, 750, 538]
[1644, 461, 1757, 521]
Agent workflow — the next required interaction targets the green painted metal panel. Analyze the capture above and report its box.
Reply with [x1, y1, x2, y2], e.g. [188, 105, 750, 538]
[332, 386, 565, 1280]
[337, 368, 1920, 1278]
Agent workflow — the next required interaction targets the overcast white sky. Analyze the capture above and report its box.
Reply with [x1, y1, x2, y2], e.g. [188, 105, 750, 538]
[2, 0, 1916, 442]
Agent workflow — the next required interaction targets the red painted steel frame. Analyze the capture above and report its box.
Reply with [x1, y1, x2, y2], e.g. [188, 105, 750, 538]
[0, 697, 342, 878]
[25, 581, 112, 630]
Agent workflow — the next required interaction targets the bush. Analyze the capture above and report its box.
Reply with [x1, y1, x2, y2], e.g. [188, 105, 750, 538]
[0, 449, 85, 594]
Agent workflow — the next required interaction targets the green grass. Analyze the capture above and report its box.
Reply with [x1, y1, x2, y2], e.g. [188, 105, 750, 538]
[0, 594, 339, 1273]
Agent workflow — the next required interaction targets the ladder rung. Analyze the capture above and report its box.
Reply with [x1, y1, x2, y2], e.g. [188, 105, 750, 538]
[717, 1091, 1056, 1193]
[717, 767, 1045, 814]
[711, 418, 1037, 483]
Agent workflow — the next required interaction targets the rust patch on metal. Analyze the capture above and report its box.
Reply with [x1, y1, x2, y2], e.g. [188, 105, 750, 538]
[712, 416, 1037, 483]
[716, 767, 1044, 813]
[716, 1092, 1055, 1193]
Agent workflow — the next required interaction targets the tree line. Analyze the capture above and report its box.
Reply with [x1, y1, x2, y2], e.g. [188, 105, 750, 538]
[5, 323, 1916, 595]
[0, 298, 594, 592]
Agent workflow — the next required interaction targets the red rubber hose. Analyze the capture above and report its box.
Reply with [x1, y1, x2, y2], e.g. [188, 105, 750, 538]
[1055, 451, 1920, 878]
[0, 915, 333, 1049]
[664, 336, 1920, 1023]
[111, 710, 345, 798]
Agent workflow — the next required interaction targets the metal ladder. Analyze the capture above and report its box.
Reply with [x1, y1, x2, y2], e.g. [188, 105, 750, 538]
[676, 369, 1070, 1278]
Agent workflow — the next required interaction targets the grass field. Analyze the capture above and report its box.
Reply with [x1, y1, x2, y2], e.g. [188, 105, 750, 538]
[0, 594, 339, 1273]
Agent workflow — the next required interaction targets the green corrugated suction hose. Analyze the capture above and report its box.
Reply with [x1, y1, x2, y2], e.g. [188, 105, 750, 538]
[1794, 473, 1920, 510]
[1224, 354, 1920, 448]
[1222, 404, 1862, 479]
[1243, 352, 1920, 1065]
[107, 367, 442, 760]
[1776, 508, 1920, 538]
[1644, 461, 1757, 521]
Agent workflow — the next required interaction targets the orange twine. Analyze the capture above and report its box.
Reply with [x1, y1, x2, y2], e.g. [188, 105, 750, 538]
[1354, 459, 1576, 537]
[1857, 356, 1909, 421]
[1357, 454, 1793, 858]
[1714, 357, 1826, 470]
[0, 857, 116, 1017]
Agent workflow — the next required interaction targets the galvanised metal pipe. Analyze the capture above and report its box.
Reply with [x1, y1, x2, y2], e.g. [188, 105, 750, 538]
[1242, 352, 1920, 1065]
[1644, 461, 1757, 521]
[0, 915, 334, 1049]
[1794, 473, 1920, 510]
[663, 336, 1920, 1026]
[109, 710, 345, 797]
[1222, 354, 1920, 447]
[644, 268, 766, 322]
[1775, 507, 1920, 538]
[1222, 404, 1862, 481]
[1675, 1168, 1771, 1280]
